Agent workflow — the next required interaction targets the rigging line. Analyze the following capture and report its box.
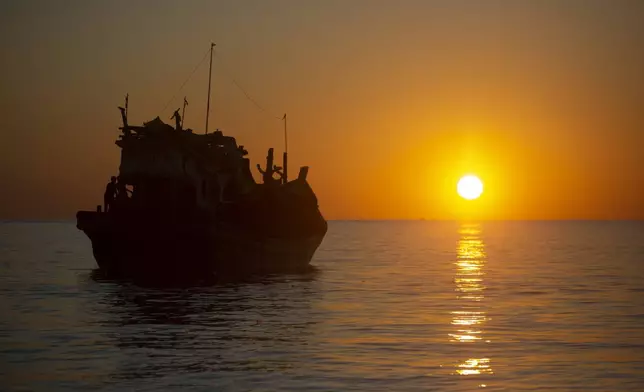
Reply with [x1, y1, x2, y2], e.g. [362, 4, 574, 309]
[214, 52, 283, 121]
[160, 48, 212, 115]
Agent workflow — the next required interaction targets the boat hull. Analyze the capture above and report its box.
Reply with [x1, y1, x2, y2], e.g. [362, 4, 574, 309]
[77, 211, 326, 283]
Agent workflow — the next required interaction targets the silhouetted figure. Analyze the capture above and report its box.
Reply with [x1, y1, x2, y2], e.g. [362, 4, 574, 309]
[257, 148, 280, 185]
[116, 176, 131, 205]
[273, 165, 284, 182]
[171, 108, 182, 131]
[104, 176, 117, 212]
[257, 164, 274, 184]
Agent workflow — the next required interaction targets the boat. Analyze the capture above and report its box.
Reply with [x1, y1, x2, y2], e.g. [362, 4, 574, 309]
[75, 44, 327, 283]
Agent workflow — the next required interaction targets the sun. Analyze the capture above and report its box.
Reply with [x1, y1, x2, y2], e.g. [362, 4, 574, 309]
[457, 175, 483, 200]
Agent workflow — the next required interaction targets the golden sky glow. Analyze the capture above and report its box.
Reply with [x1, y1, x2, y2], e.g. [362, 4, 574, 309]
[2, 1, 644, 219]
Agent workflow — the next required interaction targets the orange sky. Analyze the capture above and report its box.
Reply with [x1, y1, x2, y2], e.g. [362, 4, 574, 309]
[1, 0, 644, 220]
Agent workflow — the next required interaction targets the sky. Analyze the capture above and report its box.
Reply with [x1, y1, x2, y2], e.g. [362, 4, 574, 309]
[1, 0, 644, 220]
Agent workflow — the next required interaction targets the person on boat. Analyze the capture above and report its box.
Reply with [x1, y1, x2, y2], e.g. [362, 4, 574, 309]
[104, 176, 117, 212]
[171, 108, 182, 131]
[257, 164, 277, 185]
[116, 176, 131, 203]
[273, 165, 284, 183]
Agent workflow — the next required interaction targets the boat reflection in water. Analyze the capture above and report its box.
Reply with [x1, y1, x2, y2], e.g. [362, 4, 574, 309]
[88, 270, 322, 382]
[450, 223, 493, 377]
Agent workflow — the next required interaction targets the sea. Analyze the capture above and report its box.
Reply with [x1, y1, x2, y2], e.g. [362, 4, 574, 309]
[1, 220, 643, 391]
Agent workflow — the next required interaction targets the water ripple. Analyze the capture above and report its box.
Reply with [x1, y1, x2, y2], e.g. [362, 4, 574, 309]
[1, 221, 644, 391]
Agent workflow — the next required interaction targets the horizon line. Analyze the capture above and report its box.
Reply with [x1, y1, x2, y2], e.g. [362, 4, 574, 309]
[3, 218, 644, 223]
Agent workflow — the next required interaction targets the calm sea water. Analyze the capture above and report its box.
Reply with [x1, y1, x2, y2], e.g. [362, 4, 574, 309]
[1, 221, 643, 391]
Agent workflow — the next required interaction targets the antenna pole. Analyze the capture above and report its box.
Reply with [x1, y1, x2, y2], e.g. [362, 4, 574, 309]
[205, 42, 215, 134]
[182, 96, 188, 128]
[282, 113, 288, 183]
[283, 113, 288, 153]
[125, 93, 129, 117]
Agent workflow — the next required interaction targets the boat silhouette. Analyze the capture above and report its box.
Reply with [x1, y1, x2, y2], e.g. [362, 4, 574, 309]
[76, 44, 327, 283]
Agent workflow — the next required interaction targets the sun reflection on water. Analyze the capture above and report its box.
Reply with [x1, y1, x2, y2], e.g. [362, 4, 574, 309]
[458, 358, 492, 375]
[451, 223, 493, 376]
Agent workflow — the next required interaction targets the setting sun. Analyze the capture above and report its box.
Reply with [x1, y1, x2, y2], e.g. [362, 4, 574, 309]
[457, 175, 483, 200]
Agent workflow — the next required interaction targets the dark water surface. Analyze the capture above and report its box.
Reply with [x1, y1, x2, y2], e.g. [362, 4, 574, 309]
[1, 221, 643, 391]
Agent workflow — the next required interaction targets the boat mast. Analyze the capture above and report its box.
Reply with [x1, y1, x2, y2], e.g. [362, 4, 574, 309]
[181, 96, 188, 128]
[282, 113, 288, 183]
[283, 113, 288, 154]
[205, 42, 215, 134]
